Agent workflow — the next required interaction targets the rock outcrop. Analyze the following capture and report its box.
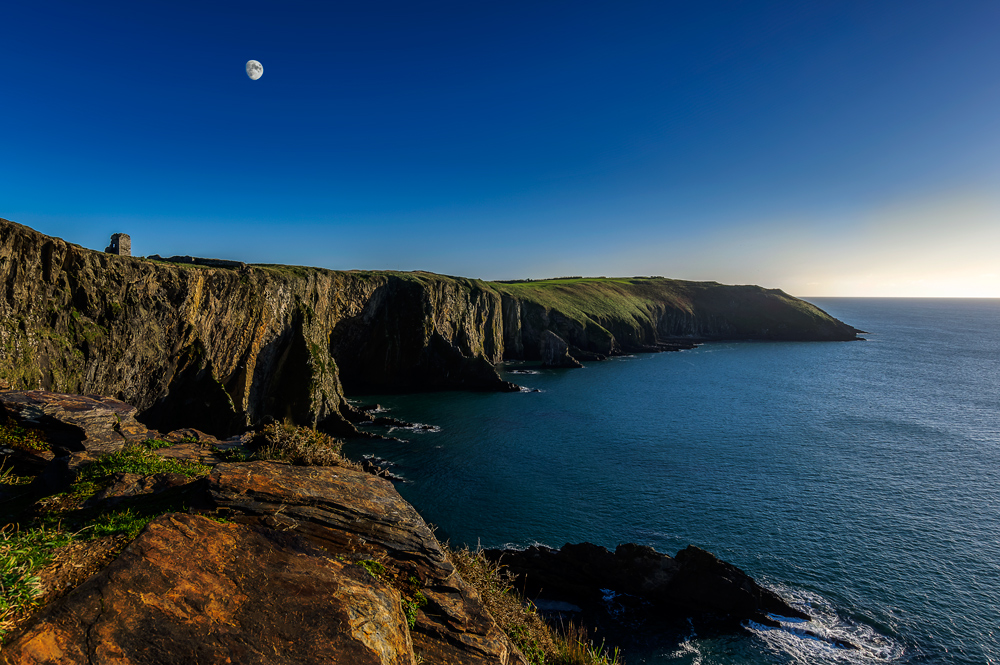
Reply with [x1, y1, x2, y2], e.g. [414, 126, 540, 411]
[3, 514, 419, 665]
[485, 542, 809, 627]
[0, 218, 861, 437]
[538, 330, 583, 368]
[0, 390, 153, 456]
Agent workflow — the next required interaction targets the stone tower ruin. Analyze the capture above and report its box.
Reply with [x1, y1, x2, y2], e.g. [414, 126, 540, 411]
[105, 233, 131, 257]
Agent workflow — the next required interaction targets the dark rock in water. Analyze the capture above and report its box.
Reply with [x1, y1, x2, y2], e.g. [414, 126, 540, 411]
[0, 390, 154, 455]
[372, 415, 416, 428]
[539, 330, 583, 368]
[485, 542, 808, 628]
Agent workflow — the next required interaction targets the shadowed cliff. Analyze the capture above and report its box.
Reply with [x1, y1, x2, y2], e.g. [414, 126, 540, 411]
[0, 218, 860, 436]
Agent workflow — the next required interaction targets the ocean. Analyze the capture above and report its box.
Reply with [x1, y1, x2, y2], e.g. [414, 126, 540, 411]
[343, 298, 1000, 664]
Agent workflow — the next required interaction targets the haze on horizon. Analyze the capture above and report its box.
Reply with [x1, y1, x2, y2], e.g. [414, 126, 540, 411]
[2, 1, 998, 298]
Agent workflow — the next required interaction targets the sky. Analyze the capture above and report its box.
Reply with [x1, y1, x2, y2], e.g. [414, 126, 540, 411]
[1, 1, 998, 297]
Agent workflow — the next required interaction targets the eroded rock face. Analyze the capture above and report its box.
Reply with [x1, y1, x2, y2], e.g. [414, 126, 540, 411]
[539, 330, 583, 368]
[4, 455, 528, 664]
[1, 514, 416, 665]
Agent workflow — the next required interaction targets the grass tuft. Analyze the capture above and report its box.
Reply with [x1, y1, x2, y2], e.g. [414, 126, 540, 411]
[358, 559, 387, 579]
[87, 508, 155, 540]
[77, 446, 210, 483]
[142, 439, 175, 451]
[0, 462, 32, 487]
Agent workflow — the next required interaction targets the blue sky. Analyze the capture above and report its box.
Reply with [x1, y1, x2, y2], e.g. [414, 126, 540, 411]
[2, 1, 998, 295]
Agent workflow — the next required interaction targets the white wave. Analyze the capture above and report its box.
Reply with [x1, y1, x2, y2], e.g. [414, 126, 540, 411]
[404, 423, 441, 433]
[496, 540, 553, 552]
[387, 423, 442, 434]
[361, 454, 396, 467]
[665, 618, 704, 665]
[747, 585, 905, 664]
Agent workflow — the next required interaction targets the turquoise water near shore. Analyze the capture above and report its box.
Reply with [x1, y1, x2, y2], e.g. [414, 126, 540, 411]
[343, 298, 1000, 664]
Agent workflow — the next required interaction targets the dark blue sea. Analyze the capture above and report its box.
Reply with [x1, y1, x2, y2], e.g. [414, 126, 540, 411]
[343, 298, 1000, 665]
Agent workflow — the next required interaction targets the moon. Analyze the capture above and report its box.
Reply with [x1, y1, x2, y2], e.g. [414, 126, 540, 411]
[246, 60, 263, 80]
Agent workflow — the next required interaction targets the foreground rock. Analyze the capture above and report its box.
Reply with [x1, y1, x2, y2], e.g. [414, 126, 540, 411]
[485, 542, 809, 627]
[2, 398, 528, 665]
[3, 514, 417, 665]
[208, 462, 525, 665]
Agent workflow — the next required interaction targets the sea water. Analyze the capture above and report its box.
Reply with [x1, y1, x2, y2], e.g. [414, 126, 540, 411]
[343, 299, 1000, 664]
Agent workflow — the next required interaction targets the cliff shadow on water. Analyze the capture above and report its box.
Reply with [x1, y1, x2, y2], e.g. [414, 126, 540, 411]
[0, 218, 861, 438]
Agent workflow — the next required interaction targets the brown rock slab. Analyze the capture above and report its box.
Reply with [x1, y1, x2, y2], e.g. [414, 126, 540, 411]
[0, 391, 154, 455]
[209, 462, 526, 665]
[80, 472, 196, 509]
[2, 513, 416, 665]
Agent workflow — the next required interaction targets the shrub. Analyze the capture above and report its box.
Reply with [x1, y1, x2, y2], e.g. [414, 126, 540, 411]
[249, 423, 360, 469]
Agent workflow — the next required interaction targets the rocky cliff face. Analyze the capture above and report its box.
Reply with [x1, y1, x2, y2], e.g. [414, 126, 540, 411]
[0, 219, 860, 436]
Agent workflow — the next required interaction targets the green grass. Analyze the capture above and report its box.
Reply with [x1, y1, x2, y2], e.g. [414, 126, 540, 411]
[0, 526, 74, 639]
[76, 446, 210, 482]
[0, 462, 33, 487]
[357, 559, 387, 579]
[0, 419, 49, 452]
[491, 277, 695, 323]
[211, 446, 252, 462]
[87, 508, 155, 540]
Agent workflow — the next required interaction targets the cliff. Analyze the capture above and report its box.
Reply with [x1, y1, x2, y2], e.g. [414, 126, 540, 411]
[0, 218, 860, 436]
